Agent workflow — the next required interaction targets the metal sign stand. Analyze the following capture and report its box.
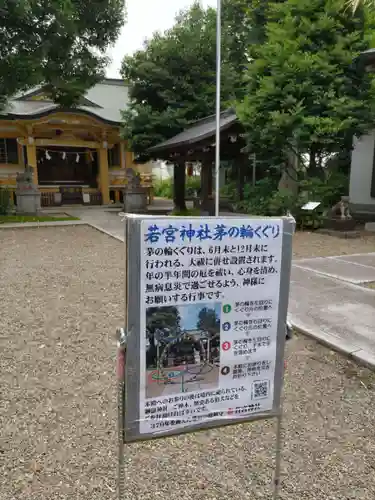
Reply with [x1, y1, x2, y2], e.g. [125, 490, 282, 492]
[116, 378, 285, 500]
[116, 215, 292, 500]
[117, 341, 286, 498]
[117, 215, 129, 499]
[273, 411, 283, 499]
[116, 328, 126, 500]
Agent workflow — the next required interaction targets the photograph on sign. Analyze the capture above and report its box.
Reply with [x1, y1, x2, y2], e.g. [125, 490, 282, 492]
[124, 216, 292, 440]
[145, 302, 221, 398]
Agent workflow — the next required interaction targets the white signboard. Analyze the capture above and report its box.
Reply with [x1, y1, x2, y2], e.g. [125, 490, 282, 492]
[301, 201, 321, 211]
[124, 216, 292, 441]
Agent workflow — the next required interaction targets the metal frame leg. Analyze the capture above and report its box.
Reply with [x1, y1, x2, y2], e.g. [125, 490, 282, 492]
[273, 412, 283, 499]
[116, 328, 127, 500]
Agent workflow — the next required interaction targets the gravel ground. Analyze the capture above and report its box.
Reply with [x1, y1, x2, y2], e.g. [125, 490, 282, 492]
[1, 226, 375, 500]
[293, 230, 375, 259]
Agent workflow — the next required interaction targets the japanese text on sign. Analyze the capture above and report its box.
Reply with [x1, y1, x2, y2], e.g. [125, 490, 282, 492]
[130, 217, 288, 438]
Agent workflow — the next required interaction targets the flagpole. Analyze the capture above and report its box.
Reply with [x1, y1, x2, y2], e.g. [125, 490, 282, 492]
[214, 0, 221, 217]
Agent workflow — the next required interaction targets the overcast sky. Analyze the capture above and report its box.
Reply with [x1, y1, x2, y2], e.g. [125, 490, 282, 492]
[106, 0, 216, 78]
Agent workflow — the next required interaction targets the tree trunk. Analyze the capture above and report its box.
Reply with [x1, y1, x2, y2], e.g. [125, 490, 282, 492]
[308, 145, 324, 178]
[278, 151, 299, 195]
[173, 162, 186, 211]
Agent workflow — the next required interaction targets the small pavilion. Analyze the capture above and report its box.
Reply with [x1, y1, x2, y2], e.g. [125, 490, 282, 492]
[148, 109, 250, 213]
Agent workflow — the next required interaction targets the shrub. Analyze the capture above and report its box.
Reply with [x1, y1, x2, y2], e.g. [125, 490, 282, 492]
[153, 178, 173, 198]
[153, 176, 202, 199]
[0, 187, 11, 215]
[299, 172, 348, 208]
[170, 207, 201, 216]
[230, 178, 280, 215]
[220, 172, 348, 230]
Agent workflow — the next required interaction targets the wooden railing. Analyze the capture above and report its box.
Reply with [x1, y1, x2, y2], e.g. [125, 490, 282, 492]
[41, 191, 59, 207]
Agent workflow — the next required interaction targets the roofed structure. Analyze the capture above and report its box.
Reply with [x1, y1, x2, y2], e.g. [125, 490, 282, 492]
[1, 79, 130, 125]
[148, 109, 248, 215]
[149, 109, 238, 154]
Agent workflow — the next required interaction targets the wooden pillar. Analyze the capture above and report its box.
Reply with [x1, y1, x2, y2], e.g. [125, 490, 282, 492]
[207, 162, 213, 197]
[125, 151, 133, 170]
[200, 164, 207, 203]
[120, 141, 126, 169]
[200, 164, 211, 204]
[115, 190, 120, 203]
[17, 141, 24, 167]
[173, 161, 186, 212]
[98, 143, 110, 205]
[26, 140, 38, 186]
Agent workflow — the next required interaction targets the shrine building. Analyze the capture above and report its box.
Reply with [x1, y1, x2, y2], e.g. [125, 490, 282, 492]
[0, 79, 152, 206]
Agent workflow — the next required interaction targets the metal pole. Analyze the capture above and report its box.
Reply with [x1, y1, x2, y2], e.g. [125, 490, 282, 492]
[156, 341, 160, 385]
[214, 0, 222, 217]
[117, 215, 129, 500]
[116, 329, 127, 500]
[273, 412, 283, 499]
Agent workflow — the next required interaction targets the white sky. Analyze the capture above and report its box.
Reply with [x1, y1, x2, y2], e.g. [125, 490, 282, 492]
[106, 0, 216, 78]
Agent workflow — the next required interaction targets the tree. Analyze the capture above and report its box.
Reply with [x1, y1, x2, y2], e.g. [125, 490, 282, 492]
[237, 0, 375, 179]
[146, 306, 181, 334]
[121, 1, 246, 210]
[146, 306, 181, 368]
[196, 307, 220, 336]
[196, 307, 220, 364]
[0, 0, 126, 109]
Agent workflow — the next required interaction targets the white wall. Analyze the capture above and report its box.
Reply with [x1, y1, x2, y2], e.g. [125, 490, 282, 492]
[350, 132, 375, 206]
[152, 161, 173, 180]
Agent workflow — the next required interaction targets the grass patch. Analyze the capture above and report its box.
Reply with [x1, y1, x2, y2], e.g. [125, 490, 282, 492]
[169, 208, 201, 216]
[358, 281, 375, 289]
[0, 215, 80, 224]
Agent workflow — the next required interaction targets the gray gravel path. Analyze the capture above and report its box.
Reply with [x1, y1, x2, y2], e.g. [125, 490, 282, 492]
[1, 226, 375, 500]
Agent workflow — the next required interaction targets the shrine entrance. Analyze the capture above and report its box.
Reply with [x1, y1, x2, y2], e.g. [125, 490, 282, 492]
[37, 146, 99, 205]
[37, 146, 98, 186]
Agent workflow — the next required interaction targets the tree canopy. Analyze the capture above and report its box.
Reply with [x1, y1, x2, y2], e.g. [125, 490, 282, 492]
[0, 0, 126, 108]
[121, 1, 250, 158]
[237, 0, 375, 176]
[197, 307, 220, 337]
[146, 306, 181, 335]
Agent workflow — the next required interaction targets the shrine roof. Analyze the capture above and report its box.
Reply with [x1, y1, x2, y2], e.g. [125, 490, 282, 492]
[1, 79, 129, 125]
[148, 109, 237, 153]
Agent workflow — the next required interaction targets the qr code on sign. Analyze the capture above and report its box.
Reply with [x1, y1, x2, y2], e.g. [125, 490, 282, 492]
[252, 380, 270, 400]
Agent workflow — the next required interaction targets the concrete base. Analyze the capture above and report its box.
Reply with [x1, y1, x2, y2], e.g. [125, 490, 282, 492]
[123, 189, 147, 213]
[365, 222, 375, 232]
[16, 190, 41, 215]
[350, 202, 375, 222]
[323, 217, 357, 231]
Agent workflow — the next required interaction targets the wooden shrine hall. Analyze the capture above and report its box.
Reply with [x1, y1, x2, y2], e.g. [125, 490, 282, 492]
[0, 79, 152, 207]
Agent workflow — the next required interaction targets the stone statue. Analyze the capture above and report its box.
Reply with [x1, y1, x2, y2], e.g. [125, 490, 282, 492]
[15, 165, 41, 214]
[125, 168, 141, 189]
[329, 196, 352, 220]
[123, 168, 147, 213]
[16, 164, 35, 188]
[323, 195, 356, 234]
